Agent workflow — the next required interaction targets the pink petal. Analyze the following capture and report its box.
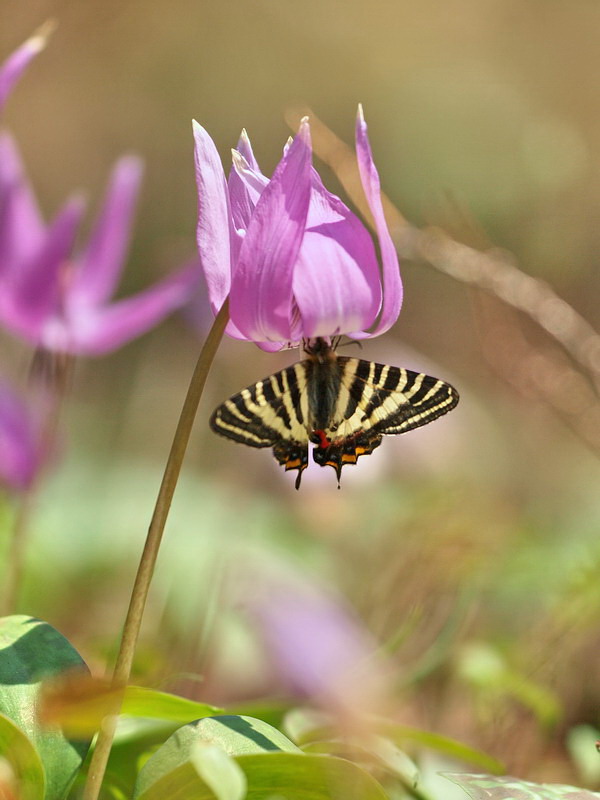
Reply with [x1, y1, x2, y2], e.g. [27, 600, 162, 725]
[0, 26, 50, 110]
[0, 132, 45, 269]
[0, 380, 39, 491]
[71, 156, 143, 307]
[228, 148, 267, 233]
[2, 196, 84, 344]
[292, 168, 382, 339]
[193, 120, 236, 314]
[58, 261, 199, 355]
[354, 106, 403, 337]
[230, 119, 312, 343]
[235, 128, 260, 172]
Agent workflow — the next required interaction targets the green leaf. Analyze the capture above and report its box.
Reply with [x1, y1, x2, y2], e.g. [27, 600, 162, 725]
[0, 711, 46, 800]
[190, 745, 246, 800]
[284, 710, 503, 776]
[0, 615, 91, 800]
[122, 686, 223, 722]
[134, 715, 390, 800]
[566, 725, 600, 785]
[136, 750, 390, 800]
[381, 723, 504, 775]
[443, 772, 600, 800]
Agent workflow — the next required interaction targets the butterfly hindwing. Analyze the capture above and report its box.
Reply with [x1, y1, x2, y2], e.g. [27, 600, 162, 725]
[210, 363, 310, 488]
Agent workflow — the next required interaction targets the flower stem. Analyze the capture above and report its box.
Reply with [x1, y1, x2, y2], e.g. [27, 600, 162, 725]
[82, 299, 229, 800]
[1, 351, 73, 616]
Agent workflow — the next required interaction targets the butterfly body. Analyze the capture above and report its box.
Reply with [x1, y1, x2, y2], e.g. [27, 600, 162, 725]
[210, 339, 459, 489]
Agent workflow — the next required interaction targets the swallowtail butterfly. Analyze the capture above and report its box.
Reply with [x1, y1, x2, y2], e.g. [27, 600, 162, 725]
[210, 338, 459, 489]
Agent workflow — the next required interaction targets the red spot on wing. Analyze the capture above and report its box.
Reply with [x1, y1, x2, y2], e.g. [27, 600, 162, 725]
[313, 429, 330, 449]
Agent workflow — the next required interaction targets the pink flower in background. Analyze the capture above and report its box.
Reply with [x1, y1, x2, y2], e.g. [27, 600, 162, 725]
[0, 25, 51, 112]
[193, 106, 402, 351]
[0, 136, 199, 355]
[0, 379, 40, 491]
[240, 563, 392, 722]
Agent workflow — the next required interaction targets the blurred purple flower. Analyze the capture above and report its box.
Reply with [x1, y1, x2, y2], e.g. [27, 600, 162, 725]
[241, 564, 391, 721]
[0, 135, 199, 355]
[0, 379, 40, 491]
[193, 106, 402, 351]
[0, 24, 52, 112]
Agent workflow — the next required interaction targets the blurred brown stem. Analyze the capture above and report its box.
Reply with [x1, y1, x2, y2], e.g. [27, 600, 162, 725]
[1, 352, 73, 616]
[82, 298, 229, 800]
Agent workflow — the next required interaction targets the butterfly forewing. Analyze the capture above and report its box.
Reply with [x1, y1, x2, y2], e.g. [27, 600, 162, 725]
[210, 341, 459, 488]
[337, 358, 459, 436]
[210, 364, 311, 487]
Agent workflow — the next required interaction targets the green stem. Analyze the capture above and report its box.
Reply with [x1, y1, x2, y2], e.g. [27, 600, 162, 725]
[82, 300, 229, 800]
[1, 352, 73, 616]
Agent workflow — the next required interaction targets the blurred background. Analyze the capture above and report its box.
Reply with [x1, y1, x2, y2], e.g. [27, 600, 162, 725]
[1, 0, 600, 788]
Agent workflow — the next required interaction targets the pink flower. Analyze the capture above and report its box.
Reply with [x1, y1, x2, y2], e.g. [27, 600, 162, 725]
[193, 107, 402, 351]
[0, 379, 40, 491]
[239, 562, 392, 723]
[0, 135, 198, 355]
[0, 25, 50, 112]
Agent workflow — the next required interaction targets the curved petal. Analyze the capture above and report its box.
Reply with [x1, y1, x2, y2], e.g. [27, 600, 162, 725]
[193, 120, 236, 314]
[0, 380, 39, 491]
[71, 156, 143, 307]
[0, 26, 50, 111]
[230, 119, 312, 343]
[231, 150, 268, 206]
[355, 106, 403, 337]
[292, 169, 382, 339]
[1, 196, 84, 343]
[227, 130, 263, 233]
[235, 128, 260, 172]
[0, 132, 45, 271]
[57, 261, 199, 355]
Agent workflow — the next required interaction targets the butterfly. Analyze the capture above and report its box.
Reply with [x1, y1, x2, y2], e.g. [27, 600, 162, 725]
[210, 338, 459, 489]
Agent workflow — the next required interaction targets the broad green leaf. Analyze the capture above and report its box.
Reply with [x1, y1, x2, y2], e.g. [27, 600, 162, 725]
[443, 772, 600, 800]
[190, 744, 246, 800]
[0, 711, 46, 800]
[122, 686, 223, 722]
[134, 715, 389, 799]
[41, 676, 224, 738]
[381, 723, 504, 774]
[0, 615, 91, 800]
[136, 714, 300, 794]
[136, 749, 390, 800]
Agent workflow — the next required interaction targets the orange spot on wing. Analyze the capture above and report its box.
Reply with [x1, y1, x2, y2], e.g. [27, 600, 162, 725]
[285, 458, 301, 470]
[342, 454, 357, 463]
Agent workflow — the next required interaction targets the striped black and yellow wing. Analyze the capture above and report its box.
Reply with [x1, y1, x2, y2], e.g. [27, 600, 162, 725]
[311, 358, 459, 481]
[210, 363, 311, 489]
[210, 347, 459, 489]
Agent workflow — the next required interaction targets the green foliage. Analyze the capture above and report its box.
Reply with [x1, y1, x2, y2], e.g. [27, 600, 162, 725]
[0, 615, 91, 800]
[0, 711, 46, 800]
[133, 714, 390, 800]
[444, 773, 600, 800]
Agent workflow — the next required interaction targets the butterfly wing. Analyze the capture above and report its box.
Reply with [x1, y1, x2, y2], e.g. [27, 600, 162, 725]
[312, 357, 459, 481]
[210, 363, 310, 488]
